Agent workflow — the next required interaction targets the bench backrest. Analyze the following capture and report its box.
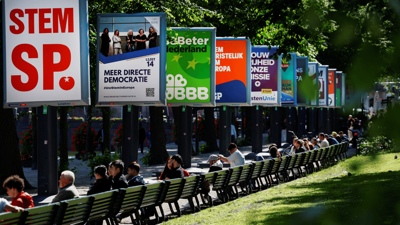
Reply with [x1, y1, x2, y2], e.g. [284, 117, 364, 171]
[294, 153, 305, 168]
[278, 156, 290, 173]
[55, 196, 94, 225]
[287, 154, 297, 170]
[307, 150, 317, 164]
[238, 163, 253, 183]
[270, 158, 281, 174]
[212, 169, 231, 191]
[110, 186, 145, 218]
[180, 175, 200, 199]
[160, 178, 186, 203]
[314, 149, 322, 162]
[301, 151, 311, 167]
[24, 203, 60, 225]
[140, 182, 165, 208]
[251, 161, 264, 179]
[0, 211, 25, 225]
[259, 159, 273, 177]
[226, 166, 243, 186]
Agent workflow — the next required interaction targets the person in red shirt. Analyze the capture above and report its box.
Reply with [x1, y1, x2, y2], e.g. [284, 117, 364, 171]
[3, 175, 34, 209]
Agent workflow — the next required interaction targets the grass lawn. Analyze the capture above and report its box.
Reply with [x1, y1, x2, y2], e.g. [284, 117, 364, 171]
[167, 153, 400, 225]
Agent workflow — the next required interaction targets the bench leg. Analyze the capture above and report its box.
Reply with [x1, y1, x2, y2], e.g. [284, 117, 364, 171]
[174, 201, 181, 217]
[188, 198, 196, 213]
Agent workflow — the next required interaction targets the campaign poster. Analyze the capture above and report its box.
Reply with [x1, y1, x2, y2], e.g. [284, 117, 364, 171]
[341, 73, 346, 106]
[166, 28, 216, 106]
[215, 38, 251, 106]
[336, 71, 342, 107]
[296, 57, 308, 105]
[308, 62, 319, 106]
[3, 0, 90, 107]
[251, 46, 281, 106]
[281, 53, 297, 105]
[96, 13, 167, 106]
[328, 68, 336, 107]
[318, 65, 329, 106]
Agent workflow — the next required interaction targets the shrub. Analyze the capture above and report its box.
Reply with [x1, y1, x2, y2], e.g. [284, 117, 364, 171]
[360, 136, 395, 155]
[71, 122, 97, 154]
[237, 137, 252, 147]
[113, 124, 123, 149]
[199, 143, 213, 153]
[140, 151, 152, 166]
[87, 149, 120, 176]
[19, 126, 32, 161]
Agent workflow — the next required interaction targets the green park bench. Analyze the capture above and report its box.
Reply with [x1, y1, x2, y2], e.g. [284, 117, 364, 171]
[212, 169, 231, 203]
[110, 186, 144, 225]
[224, 166, 243, 200]
[25, 203, 60, 225]
[157, 178, 186, 220]
[237, 163, 254, 195]
[0, 210, 25, 225]
[258, 159, 274, 189]
[199, 172, 218, 207]
[179, 175, 201, 213]
[249, 161, 264, 192]
[139, 182, 165, 224]
[54, 196, 94, 225]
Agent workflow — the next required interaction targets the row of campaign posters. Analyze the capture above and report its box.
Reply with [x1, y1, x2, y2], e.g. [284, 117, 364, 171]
[2, 11, 346, 108]
[94, 13, 346, 108]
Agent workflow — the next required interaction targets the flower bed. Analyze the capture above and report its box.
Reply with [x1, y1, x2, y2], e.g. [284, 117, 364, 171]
[70, 122, 98, 154]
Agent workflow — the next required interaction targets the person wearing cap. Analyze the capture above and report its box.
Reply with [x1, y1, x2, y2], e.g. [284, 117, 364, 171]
[164, 154, 184, 180]
[332, 131, 341, 143]
[207, 154, 223, 172]
[218, 143, 245, 168]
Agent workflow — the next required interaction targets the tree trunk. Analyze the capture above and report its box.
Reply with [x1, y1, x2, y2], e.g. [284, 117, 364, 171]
[0, 3, 33, 192]
[172, 107, 181, 154]
[245, 107, 252, 142]
[149, 107, 169, 165]
[102, 108, 111, 154]
[85, 106, 93, 159]
[59, 107, 69, 172]
[204, 107, 218, 151]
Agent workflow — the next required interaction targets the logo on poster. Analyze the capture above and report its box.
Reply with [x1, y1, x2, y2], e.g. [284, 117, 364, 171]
[166, 74, 208, 100]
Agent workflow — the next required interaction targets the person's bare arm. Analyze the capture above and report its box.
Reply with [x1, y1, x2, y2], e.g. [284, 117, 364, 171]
[218, 155, 230, 163]
[5, 205, 24, 213]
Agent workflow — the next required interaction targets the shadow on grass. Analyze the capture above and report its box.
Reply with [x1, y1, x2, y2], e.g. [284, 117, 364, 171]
[248, 171, 400, 225]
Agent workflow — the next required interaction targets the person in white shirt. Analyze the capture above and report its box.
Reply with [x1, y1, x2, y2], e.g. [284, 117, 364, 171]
[218, 143, 245, 167]
[112, 30, 122, 55]
[0, 198, 24, 213]
[231, 124, 237, 143]
[319, 133, 329, 148]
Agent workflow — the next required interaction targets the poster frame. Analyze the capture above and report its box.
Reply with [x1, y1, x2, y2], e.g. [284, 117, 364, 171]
[308, 62, 319, 107]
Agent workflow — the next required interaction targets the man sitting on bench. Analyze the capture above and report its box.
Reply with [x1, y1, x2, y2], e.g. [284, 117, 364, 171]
[52, 171, 79, 203]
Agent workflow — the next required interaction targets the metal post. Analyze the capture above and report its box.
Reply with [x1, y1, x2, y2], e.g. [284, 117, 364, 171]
[318, 108, 328, 134]
[270, 107, 282, 148]
[308, 107, 318, 136]
[286, 107, 296, 143]
[219, 106, 232, 156]
[251, 106, 263, 153]
[327, 108, 333, 134]
[297, 107, 306, 138]
[241, 108, 245, 138]
[122, 105, 138, 173]
[37, 106, 58, 196]
[179, 106, 192, 168]
[195, 108, 199, 156]
[31, 107, 38, 170]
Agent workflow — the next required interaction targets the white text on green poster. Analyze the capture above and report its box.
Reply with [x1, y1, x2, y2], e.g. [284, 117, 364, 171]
[166, 31, 211, 103]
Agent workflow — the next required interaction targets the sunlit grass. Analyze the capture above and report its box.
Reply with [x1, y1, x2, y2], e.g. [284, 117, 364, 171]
[166, 153, 400, 225]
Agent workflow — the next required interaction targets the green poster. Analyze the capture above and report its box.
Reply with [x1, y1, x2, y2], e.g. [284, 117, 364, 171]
[166, 28, 215, 105]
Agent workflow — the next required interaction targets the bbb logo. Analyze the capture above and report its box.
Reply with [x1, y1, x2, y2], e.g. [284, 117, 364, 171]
[166, 74, 208, 100]
[215, 92, 223, 100]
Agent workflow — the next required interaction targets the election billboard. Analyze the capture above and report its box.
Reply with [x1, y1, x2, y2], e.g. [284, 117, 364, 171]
[296, 56, 308, 106]
[308, 62, 319, 106]
[3, 0, 90, 108]
[251, 46, 281, 106]
[215, 37, 251, 106]
[96, 13, 167, 106]
[336, 71, 342, 107]
[341, 73, 346, 106]
[166, 27, 216, 106]
[281, 53, 297, 106]
[328, 68, 336, 107]
[318, 65, 329, 107]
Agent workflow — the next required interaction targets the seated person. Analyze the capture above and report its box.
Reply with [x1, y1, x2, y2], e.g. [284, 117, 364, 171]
[159, 157, 190, 180]
[311, 138, 320, 149]
[255, 153, 265, 161]
[338, 131, 349, 142]
[127, 161, 145, 186]
[327, 135, 339, 145]
[332, 131, 341, 143]
[0, 198, 24, 213]
[87, 165, 111, 195]
[52, 171, 79, 203]
[268, 146, 282, 162]
[164, 154, 184, 180]
[319, 133, 329, 147]
[3, 175, 34, 209]
[294, 139, 307, 153]
[109, 160, 128, 189]
[218, 143, 245, 167]
[207, 154, 223, 172]
[289, 138, 299, 155]
[303, 138, 311, 151]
